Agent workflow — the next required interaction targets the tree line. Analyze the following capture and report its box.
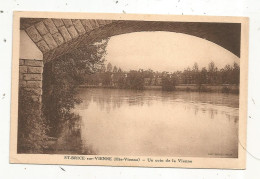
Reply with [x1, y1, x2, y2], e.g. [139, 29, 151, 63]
[84, 61, 240, 90]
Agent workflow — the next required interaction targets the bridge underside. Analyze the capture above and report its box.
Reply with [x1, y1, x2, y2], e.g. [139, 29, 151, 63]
[21, 18, 241, 63]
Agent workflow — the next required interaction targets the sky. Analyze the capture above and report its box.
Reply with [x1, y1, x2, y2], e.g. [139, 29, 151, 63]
[105, 31, 239, 72]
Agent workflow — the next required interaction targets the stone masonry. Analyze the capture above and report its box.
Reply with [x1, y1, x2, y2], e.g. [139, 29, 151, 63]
[19, 59, 43, 103]
[22, 18, 114, 63]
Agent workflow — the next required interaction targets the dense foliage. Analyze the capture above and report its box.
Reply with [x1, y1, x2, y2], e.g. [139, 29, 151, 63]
[124, 70, 145, 90]
[18, 89, 49, 153]
[42, 39, 108, 137]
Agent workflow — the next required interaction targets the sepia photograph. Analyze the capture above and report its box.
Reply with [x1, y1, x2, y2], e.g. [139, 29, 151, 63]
[10, 12, 249, 168]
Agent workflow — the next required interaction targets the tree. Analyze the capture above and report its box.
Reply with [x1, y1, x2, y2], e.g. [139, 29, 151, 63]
[63, 39, 109, 75]
[101, 72, 112, 86]
[208, 61, 216, 72]
[125, 70, 144, 90]
[208, 61, 216, 84]
[192, 62, 199, 72]
[200, 67, 208, 84]
[100, 64, 106, 72]
[192, 62, 199, 84]
[183, 67, 192, 84]
[107, 63, 112, 72]
[113, 66, 118, 73]
[222, 64, 232, 84]
[118, 68, 122, 73]
[162, 76, 175, 91]
[42, 39, 109, 138]
[232, 62, 240, 84]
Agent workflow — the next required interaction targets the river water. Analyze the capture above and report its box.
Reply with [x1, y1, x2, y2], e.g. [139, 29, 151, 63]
[74, 88, 239, 158]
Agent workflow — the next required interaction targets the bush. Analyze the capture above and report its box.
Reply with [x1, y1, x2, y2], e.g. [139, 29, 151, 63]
[18, 88, 49, 153]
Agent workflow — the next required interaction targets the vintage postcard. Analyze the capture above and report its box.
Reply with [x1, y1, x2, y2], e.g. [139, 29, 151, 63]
[10, 11, 249, 169]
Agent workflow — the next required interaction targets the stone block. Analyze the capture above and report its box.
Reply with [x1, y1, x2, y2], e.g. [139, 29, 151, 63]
[67, 26, 79, 39]
[52, 19, 64, 27]
[44, 49, 56, 63]
[19, 77, 25, 83]
[96, 20, 107, 26]
[26, 25, 42, 42]
[26, 81, 42, 88]
[19, 80, 27, 87]
[80, 20, 94, 32]
[19, 73, 23, 80]
[52, 32, 64, 45]
[73, 34, 86, 46]
[43, 19, 58, 34]
[37, 40, 50, 53]
[89, 20, 99, 28]
[53, 42, 69, 57]
[66, 38, 79, 51]
[27, 67, 43, 74]
[24, 59, 43, 67]
[31, 95, 41, 102]
[24, 74, 42, 81]
[58, 26, 72, 42]
[19, 59, 24, 65]
[35, 21, 49, 36]
[19, 66, 27, 73]
[27, 67, 43, 73]
[43, 33, 58, 50]
[73, 20, 86, 35]
[62, 19, 73, 27]
[42, 51, 51, 63]
[104, 20, 113, 24]
[50, 45, 65, 59]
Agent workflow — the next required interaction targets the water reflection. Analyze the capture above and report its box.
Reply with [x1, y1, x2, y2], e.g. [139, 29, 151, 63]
[74, 88, 239, 158]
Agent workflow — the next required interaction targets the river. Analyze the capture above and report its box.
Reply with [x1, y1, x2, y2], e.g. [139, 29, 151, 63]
[73, 88, 239, 158]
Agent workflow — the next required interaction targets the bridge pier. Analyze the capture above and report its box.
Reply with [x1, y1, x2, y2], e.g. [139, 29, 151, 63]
[19, 58, 43, 103]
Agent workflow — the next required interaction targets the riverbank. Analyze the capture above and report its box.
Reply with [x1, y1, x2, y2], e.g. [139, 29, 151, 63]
[79, 84, 239, 94]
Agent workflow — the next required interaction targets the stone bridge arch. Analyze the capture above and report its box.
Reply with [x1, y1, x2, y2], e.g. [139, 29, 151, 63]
[19, 18, 241, 108]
